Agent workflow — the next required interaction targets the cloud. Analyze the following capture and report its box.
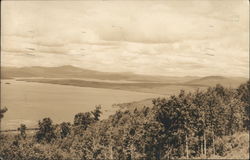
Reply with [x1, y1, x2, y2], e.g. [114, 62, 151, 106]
[1, 0, 248, 77]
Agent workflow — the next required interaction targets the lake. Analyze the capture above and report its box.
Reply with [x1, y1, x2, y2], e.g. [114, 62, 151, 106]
[0, 80, 161, 130]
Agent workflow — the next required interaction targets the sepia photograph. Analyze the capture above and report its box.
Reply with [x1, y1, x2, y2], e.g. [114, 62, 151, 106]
[0, 0, 249, 159]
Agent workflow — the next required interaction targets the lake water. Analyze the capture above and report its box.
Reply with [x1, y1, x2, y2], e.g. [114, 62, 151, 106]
[1, 80, 161, 130]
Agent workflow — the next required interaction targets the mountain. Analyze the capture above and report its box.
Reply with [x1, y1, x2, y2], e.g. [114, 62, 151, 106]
[187, 76, 248, 88]
[1, 65, 198, 83]
[1, 66, 247, 88]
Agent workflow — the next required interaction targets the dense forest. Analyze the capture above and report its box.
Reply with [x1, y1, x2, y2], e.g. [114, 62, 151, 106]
[0, 81, 249, 160]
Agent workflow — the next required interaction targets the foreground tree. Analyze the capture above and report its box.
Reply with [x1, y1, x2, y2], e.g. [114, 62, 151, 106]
[0, 107, 8, 131]
[73, 106, 102, 135]
[60, 122, 71, 138]
[35, 117, 56, 143]
[1, 81, 248, 160]
[91, 105, 102, 121]
[237, 80, 250, 130]
[0, 107, 8, 120]
[18, 124, 27, 139]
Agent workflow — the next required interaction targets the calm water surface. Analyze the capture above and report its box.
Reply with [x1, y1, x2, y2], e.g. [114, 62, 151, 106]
[1, 80, 160, 130]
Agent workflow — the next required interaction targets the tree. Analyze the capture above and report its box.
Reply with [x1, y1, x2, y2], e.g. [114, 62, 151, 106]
[0, 107, 8, 120]
[91, 105, 102, 121]
[237, 80, 250, 130]
[74, 112, 94, 131]
[154, 91, 194, 159]
[18, 124, 27, 139]
[60, 122, 71, 138]
[0, 107, 8, 131]
[74, 107, 102, 135]
[192, 89, 207, 157]
[35, 117, 56, 143]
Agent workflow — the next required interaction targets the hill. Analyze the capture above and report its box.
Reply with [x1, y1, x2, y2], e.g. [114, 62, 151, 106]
[1, 66, 247, 93]
[1, 65, 197, 83]
[187, 76, 247, 88]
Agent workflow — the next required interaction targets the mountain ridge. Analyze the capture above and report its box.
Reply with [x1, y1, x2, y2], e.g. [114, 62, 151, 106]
[1, 65, 199, 83]
[1, 65, 248, 87]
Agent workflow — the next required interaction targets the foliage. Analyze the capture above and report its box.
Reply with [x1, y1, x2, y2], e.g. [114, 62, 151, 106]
[18, 124, 27, 139]
[35, 118, 56, 143]
[59, 122, 71, 139]
[0, 81, 249, 159]
[237, 81, 250, 130]
[0, 107, 8, 119]
[73, 106, 102, 135]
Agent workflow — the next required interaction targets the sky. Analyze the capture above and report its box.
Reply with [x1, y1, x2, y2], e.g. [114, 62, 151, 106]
[1, 0, 249, 77]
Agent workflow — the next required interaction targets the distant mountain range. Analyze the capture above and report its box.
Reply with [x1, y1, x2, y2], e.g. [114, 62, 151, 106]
[187, 76, 247, 88]
[1, 65, 198, 83]
[1, 65, 248, 88]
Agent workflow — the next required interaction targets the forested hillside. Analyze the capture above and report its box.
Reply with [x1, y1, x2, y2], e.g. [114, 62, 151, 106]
[0, 81, 249, 159]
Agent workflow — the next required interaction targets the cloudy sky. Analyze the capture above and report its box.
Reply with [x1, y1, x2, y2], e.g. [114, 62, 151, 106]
[1, 0, 249, 77]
